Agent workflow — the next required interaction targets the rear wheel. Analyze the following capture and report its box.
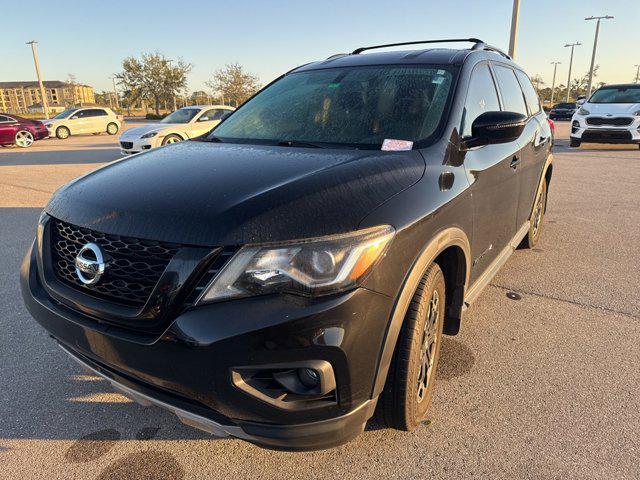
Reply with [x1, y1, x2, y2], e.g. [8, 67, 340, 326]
[106, 122, 119, 135]
[56, 126, 70, 139]
[375, 263, 445, 430]
[569, 138, 581, 148]
[521, 177, 547, 249]
[161, 134, 182, 146]
[15, 130, 34, 148]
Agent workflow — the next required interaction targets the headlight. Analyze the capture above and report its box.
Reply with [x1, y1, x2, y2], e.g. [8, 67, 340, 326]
[197, 225, 395, 303]
[578, 108, 590, 115]
[633, 110, 640, 117]
[141, 131, 158, 139]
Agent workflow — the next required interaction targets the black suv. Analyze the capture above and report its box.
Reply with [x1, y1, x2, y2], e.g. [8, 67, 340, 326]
[21, 39, 553, 450]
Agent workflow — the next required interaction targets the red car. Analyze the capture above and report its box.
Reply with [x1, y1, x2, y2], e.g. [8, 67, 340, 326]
[0, 113, 49, 148]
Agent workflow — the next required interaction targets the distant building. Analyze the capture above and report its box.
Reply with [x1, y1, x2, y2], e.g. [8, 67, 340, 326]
[0, 81, 95, 114]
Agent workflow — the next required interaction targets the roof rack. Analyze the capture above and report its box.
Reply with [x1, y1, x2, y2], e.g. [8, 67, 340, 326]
[349, 38, 511, 60]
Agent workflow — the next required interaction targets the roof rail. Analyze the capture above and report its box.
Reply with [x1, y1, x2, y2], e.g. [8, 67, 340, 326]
[470, 41, 511, 60]
[351, 38, 484, 55]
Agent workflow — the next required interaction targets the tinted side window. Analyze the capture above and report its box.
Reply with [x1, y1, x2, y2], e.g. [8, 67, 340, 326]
[212, 109, 228, 120]
[0, 115, 13, 122]
[515, 70, 540, 115]
[198, 109, 217, 121]
[85, 109, 107, 117]
[461, 64, 501, 137]
[493, 65, 527, 116]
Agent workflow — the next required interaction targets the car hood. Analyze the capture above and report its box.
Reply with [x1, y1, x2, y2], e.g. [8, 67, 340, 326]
[46, 141, 425, 246]
[583, 102, 640, 114]
[120, 124, 177, 138]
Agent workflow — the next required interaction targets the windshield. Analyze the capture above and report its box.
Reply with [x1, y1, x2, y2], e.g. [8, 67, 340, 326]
[589, 85, 640, 104]
[53, 109, 77, 119]
[161, 108, 200, 124]
[210, 65, 455, 149]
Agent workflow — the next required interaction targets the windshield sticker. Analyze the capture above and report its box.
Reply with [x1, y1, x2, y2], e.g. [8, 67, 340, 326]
[432, 76, 444, 84]
[382, 139, 413, 151]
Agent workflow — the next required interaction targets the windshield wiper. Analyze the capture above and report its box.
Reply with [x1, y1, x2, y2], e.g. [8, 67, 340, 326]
[277, 140, 325, 148]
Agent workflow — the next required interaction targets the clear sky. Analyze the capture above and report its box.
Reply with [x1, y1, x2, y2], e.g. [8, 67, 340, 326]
[2, 0, 638, 93]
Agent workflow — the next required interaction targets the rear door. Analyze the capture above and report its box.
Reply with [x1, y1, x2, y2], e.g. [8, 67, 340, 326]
[462, 62, 521, 282]
[85, 109, 109, 133]
[69, 109, 90, 134]
[514, 69, 552, 226]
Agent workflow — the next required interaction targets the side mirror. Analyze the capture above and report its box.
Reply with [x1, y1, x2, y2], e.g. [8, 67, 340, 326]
[576, 98, 586, 106]
[464, 111, 527, 149]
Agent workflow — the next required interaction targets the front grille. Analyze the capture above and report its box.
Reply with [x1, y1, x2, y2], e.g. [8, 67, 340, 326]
[50, 218, 179, 307]
[120, 141, 133, 149]
[586, 116, 633, 126]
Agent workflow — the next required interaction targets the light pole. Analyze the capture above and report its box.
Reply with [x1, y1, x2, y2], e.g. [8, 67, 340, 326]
[635, 65, 640, 84]
[585, 15, 613, 98]
[550, 61, 561, 105]
[508, 0, 521, 59]
[26, 40, 49, 118]
[564, 42, 581, 102]
[111, 76, 120, 109]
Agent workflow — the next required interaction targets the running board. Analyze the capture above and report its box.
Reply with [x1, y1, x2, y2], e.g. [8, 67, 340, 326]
[463, 221, 530, 309]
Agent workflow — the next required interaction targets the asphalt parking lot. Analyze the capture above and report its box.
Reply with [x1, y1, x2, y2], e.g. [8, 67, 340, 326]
[1, 122, 638, 479]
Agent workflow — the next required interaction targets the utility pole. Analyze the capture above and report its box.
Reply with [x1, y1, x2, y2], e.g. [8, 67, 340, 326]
[508, 0, 521, 59]
[26, 40, 49, 118]
[635, 65, 640, 84]
[585, 15, 613, 98]
[111, 77, 120, 109]
[550, 61, 561, 105]
[564, 42, 581, 102]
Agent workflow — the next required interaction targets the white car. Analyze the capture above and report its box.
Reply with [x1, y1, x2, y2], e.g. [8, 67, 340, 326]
[119, 105, 234, 155]
[570, 83, 640, 148]
[43, 107, 123, 139]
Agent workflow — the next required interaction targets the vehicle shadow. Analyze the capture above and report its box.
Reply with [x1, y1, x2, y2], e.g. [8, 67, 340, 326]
[0, 148, 121, 166]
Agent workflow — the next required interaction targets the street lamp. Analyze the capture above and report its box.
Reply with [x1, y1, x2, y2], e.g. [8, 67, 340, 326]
[550, 62, 561, 105]
[26, 40, 49, 118]
[635, 65, 640, 84]
[508, 0, 521, 59]
[585, 15, 614, 98]
[564, 42, 582, 102]
[111, 76, 120, 109]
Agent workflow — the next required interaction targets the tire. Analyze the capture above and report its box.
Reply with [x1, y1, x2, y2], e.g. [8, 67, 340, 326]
[521, 177, 547, 249]
[569, 138, 581, 148]
[106, 122, 119, 135]
[56, 126, 70, 139]
[161, 134, 182, 146]
[375, 263, 446, 430]
[15, 130, 35, 148]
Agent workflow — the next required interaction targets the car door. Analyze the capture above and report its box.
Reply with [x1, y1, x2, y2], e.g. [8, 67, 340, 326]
[190, 109, 220, 137]
[514, 69, 552, 227]
[461, 62, 522, 282]
[0, 115, 17, 143]
[69, 109, 90, 134]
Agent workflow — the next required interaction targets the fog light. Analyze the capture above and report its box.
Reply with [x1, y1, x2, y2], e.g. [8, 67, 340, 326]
[297, 368, 319, 388]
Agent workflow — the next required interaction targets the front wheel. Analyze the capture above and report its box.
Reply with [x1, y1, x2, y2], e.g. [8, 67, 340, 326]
[56, 126, 70, 139]
[161, 134, 182, 146]
[15, 130, 35, 148]
[106, 122, 119, 135]
[569, 138, 581, 148]
[375, 263, 445, 430]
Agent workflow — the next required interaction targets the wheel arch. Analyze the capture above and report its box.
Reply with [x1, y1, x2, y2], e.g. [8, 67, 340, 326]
[371, 227, 470, 398]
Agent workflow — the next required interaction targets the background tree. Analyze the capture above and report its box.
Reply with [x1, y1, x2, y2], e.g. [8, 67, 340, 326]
[206, 63, 260, 107]
[116, 52, 192, 115]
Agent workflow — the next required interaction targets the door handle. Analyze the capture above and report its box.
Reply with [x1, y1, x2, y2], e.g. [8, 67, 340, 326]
[510, 156, 520, 169]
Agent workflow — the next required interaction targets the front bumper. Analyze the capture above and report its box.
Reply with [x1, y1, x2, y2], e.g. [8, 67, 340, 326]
[571, 115, 640, 143]
[119, 136, 158, 155]
[20, 240, 391, 450]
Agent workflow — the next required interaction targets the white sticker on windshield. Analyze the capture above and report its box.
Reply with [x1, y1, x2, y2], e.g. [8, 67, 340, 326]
[382, 139, 413, 151]
[432, 76, 444, 84]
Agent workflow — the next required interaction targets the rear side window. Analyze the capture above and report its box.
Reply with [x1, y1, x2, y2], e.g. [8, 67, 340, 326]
[493, 65, 527, 116]
[515, 70, 541, 115]
[461, 64, 500, 137]
[212, 109, 228, 120]
[0, 115, 13, 122]
[85, 109, 107, 117]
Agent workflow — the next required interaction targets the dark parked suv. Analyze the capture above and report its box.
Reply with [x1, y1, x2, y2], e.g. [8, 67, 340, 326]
[21, 39, 553, 450]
